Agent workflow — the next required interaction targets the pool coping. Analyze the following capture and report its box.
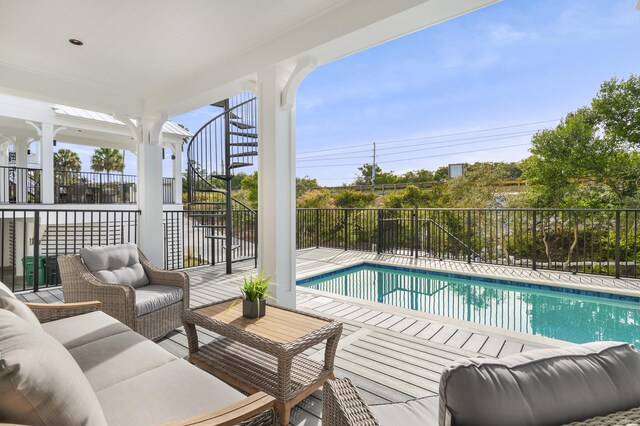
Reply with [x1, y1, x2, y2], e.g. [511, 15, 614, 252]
[297, 258, 640, 300]
[297, 261, 640, 304]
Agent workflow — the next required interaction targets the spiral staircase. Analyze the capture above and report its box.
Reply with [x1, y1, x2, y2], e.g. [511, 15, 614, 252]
[186, 93, 258, 273]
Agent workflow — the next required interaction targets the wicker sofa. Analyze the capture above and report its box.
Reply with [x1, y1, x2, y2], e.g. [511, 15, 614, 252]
[58, 243, 189, 340]
[0, 281, 275, 426]
[323, 342, 640, 426]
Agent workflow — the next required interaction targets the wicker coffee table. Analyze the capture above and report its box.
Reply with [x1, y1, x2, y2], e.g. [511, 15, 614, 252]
[182, 299, 343, 425]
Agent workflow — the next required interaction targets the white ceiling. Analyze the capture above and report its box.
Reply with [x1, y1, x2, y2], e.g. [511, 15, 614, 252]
[0, 0, 498, 117]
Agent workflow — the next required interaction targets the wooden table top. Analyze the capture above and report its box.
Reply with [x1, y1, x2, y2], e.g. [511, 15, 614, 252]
[193, 300, 331, 345]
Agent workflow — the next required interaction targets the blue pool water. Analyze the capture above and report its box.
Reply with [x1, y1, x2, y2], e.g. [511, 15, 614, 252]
[297, 264, 640, 346]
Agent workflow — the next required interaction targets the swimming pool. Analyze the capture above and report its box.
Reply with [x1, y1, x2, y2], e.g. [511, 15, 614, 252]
[297, 263, 640, 346]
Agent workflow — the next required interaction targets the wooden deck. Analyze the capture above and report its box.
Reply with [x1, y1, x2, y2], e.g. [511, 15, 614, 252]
[18, 249, 570, 425]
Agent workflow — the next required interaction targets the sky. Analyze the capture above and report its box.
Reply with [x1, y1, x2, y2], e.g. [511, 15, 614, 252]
[59, 0, 640, 185]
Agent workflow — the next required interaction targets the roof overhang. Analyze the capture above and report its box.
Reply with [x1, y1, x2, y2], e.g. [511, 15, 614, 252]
[0, 0, 499, 117]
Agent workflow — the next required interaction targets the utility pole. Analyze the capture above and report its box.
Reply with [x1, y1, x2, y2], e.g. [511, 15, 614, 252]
[371, 142, 376, 185]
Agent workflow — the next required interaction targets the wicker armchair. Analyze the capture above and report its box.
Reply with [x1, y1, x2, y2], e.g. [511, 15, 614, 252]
[58, 249, 189, 340]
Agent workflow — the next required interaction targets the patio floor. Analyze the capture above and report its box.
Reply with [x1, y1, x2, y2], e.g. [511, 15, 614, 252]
[21, 247, 633, 425]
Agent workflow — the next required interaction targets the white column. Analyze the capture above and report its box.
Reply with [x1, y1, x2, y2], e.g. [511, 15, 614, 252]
[0, 144, 8, 203]
[40, 123, 55, 204]
[14, 137, 28, 203]
[137, 114, 167, 267]
[257, 66, 297, 308]
[172, 143, 183, 204]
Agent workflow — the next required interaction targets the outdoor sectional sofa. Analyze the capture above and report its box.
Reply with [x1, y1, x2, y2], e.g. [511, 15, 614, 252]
[323, 341, 640, 426]
[0, 281, 275, 426]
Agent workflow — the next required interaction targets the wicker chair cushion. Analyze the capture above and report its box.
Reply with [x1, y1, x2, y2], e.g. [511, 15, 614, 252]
[370, 396, 438, 426]
[439, 341, 640, 426]
[0, 293, 42, 329]
[80, 243, 149, 288]
[0, 280, 15, 297]
[135, 285, 184, 316]
[96, 358, 246, 426]
[0, 309, 107, 426]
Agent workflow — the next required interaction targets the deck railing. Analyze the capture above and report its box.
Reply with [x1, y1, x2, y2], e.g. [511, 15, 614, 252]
[0, 166, 41, 204]
[0, 208, 139, 293]
[297, 208, 640, 279]
[163, 207, 257, 271]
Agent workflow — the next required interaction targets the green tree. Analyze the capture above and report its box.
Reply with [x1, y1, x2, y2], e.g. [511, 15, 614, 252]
[333, 189, 377, 208]
[297, 189, 334, 208]
[442, 162, 515, 208]
[90, 148, 124, 174]
[54, 148, 81, 172]
[354, 164, 397, 185]
[240, 171, 258, 208]
[397, 169, 434, 183]
[296, 176, 319, 191]
[383, 185, 432, 208]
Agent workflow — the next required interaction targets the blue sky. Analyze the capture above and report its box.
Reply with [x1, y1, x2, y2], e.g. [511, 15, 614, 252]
[61, 1, 640, 184]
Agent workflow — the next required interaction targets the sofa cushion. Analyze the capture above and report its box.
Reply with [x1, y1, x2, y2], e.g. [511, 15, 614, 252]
[42, 310, 130, 350]
[97, 359, 246, 426]
[0, 309, 107, 426]
[439, 341, 640, 426]
[135, 285, 184, 316]
[68, 329, 176, 392]
[370, 396, 439, 426]
[0, 280, 15, 298]
[80, 243, 149, 288]
[0, 293, 42, 330]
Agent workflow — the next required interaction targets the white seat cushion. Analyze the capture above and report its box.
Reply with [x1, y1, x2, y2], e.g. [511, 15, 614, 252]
[97, 359, 246, 426]
[135, 285, 183, 316]
[68, 329, 176, 392]
[80, 243, 149, 288]
[42, 310, 130, 349]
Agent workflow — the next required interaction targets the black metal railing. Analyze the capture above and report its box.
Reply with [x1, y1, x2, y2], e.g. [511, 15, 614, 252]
[0, 208, 139, 293]
[0, 166, 41, 204]
[163, 206, 257, 271]
[55, 171, 137, 204]
[297, 208, 640, 279]
[54, 171, 176, 204]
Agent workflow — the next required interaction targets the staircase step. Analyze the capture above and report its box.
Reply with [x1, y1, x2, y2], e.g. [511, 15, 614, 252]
[230, 151, 258, 158]
[188, 213, 227, 218]
[229, 131, 257, 139]
[229, 162, 253, 169]
[230, 142, 258, 147]
[205, 235, 226, 240]
[230, 121, 255, 130]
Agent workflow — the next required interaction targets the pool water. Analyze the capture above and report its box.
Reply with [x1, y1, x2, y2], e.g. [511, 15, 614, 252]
[297, 264, 640, 346]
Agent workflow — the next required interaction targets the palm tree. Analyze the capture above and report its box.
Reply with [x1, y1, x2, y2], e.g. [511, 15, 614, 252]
[53, 149, 81, 172]
[90, 148, 124, 175]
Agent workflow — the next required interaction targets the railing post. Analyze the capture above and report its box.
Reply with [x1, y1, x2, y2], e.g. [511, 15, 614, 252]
[615, 211, 621, 279]
[426, 220, 431, 255]
[466, 210, 472, 264]
[343, 209, 349, 251]
[377, 210, 382, 254]
[411, 208, 417, 258]
[532, 210, 537, 271]
[315, 208, 320, 248]
[33, 211, 40, 292]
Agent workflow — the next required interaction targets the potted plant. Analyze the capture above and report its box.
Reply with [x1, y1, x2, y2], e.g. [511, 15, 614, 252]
[229, 272, 273, 319]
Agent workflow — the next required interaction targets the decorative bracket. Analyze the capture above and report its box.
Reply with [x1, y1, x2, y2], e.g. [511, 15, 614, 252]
[24, 120, 42, 137]
[281, 56, 318, 110]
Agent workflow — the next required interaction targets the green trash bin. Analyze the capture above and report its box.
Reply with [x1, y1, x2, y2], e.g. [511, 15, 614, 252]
[23, 256, 46, 288]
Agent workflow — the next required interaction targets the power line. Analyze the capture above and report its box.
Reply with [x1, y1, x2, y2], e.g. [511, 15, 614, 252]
[297, 129, 536, 160]
[297, 142, 531, 168]
[296, 119, 558, 155]
[297, 132, 535, 162]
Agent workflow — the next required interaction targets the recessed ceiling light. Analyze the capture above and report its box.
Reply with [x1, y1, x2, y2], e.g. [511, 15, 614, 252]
[69, 39, 83, 46]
